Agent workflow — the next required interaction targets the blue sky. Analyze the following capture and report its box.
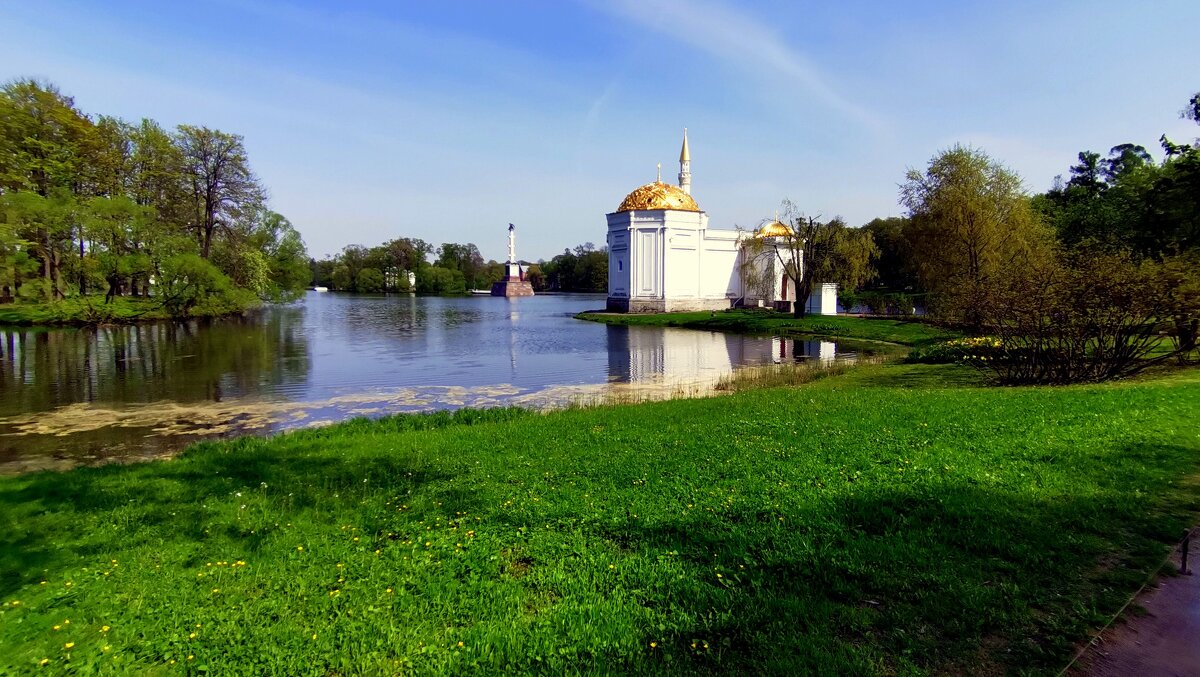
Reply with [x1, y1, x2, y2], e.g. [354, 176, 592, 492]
[2, 1, 1197, 262]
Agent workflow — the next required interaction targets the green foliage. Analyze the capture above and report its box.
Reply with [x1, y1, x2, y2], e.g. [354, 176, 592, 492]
[156, 254, 251, 317]
[435, 242, 486, 290]
[972, 247, 1186, 383]
[416, 266, 466, 295]
[746, 206, 879, 318]
[861, 216, 918, 291]
[2, 365, 1199, 673]
[900, 145, 1052, 327]
[0, 79, 302, 321]
[355, 267, 384, 293]
[538, 243, 608, 292]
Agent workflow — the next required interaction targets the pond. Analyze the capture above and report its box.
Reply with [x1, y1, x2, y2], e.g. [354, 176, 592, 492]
[0, 292, 870, 472]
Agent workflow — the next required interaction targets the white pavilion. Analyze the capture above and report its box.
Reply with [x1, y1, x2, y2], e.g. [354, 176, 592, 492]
[604, 131, 837, 314]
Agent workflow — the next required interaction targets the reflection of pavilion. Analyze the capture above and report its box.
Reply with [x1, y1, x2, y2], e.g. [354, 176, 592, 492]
[606, 326, 840, 383]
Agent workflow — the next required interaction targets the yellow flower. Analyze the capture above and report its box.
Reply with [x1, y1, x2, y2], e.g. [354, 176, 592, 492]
[456, 641, 464, 648]
[187, 655, 194, 661]
[64, 642, 74, 649]
[39, 658, 50, 666]
[189, 633, 197, 640]
[386, 588, 393, 593]
[296, 546, 304, 551]
[312, 633, 318, 640]
[211, 588, 220, 593]
[101, 625, 110, 633]
[649, 642, 658, 648]
[52, 625, 60, 631]
[102, 645, 110, 652]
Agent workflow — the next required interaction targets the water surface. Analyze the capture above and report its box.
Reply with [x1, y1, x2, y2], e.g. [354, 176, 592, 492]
[0, 293, 865, 472]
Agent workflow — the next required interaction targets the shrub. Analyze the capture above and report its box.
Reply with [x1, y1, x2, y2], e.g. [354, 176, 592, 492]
[974, 248, 1175, 384]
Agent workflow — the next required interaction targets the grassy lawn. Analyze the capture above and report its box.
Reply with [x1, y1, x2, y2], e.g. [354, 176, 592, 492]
[577, 309, 960, 348]
[3, 363, 1200, 674]
[0, 296, 253, 326]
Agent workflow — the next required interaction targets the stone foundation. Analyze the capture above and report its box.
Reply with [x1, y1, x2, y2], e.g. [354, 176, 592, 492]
[606, 296, 733, 313]
[491, 279, 535, 297]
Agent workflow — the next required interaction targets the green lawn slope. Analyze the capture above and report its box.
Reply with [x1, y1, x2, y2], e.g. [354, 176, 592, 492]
[3, 363, 1199, 674]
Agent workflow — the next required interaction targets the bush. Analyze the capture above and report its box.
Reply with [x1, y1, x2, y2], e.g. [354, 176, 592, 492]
[157, 254, 253, 317]
[973, 247, 1176, 384]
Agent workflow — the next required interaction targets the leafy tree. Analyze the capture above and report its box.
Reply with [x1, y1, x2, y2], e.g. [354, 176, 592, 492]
[355, 267, 384, 293]
[416, 266, 465, 294]
[861, 216, 917, 291]
[176, 125, 264, 260]
[752, 205, 878, 317]
[435, 242, 485, 290]
[331, 265, 351, 291]
[900, 145, 1051, 327]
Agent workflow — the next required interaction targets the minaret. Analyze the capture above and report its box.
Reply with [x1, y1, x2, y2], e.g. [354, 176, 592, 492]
[678, 128, 691, 195]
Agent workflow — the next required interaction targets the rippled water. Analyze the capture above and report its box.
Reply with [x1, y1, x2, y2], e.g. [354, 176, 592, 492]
[0, 292, 865, 472]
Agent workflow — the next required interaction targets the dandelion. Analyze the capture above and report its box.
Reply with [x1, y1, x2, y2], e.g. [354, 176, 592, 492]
[649, 642, 657, 649]
[189, 633, 197, 640]
[386, 588, 393, 593]
[101, 625, 110, 633]
[64, 642, 74, 649]
[296, 546, 304, 551]
[187, 655, 194, 661]
[456, 641, 464, 648]
[102, 645, 110, 652]
[40, 658, 50, 666]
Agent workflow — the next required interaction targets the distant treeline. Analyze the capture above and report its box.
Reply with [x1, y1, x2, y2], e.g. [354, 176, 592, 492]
[310, 241, 609, 294]
[0, 79, 310, 317]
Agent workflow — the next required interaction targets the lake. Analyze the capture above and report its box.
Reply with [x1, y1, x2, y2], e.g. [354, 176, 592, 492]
[0, 292, 866, 472]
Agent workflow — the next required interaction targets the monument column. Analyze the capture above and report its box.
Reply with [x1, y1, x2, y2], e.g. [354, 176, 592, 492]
[491, 223, 535, 297]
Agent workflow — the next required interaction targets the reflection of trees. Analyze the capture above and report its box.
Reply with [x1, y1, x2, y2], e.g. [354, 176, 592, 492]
[0, 307, 310, 415]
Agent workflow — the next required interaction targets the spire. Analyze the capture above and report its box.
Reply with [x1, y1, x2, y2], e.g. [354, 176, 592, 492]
[656, 163, 662, 182]
[678, 128, 692, 195]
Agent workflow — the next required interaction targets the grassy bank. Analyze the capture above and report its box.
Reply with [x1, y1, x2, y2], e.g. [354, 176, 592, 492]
[0, 296, 255, 327]
[3, 363, 1200, 674]
[577, 309, 959, 348]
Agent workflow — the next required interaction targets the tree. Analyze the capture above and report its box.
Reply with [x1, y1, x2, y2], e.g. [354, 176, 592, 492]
[861, 216, 917, 291]
[355, 267, 384, 293]
[435, 242, 485, 290]
[749, 203, 878, 318]
[176, 125, 264, 260]
[900, 145, 1051, 327]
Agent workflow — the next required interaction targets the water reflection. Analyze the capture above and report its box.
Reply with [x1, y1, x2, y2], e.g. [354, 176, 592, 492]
[607, 326, 841, 383]
[0, 293, 868, 473]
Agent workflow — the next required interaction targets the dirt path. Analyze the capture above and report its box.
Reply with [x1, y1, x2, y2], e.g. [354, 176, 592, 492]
[1071, 536, 1200, 676]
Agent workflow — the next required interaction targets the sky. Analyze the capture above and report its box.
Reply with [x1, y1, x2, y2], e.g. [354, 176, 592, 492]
[2, 1, 1197, 262]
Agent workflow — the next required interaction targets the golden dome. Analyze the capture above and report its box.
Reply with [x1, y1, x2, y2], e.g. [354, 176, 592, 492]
[755, 220, 793, 238]
[616, 181, 701, 212]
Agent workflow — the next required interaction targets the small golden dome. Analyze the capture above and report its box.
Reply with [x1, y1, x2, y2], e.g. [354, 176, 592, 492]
[755, 220, 793, 238]
[616, 181, 701, 212]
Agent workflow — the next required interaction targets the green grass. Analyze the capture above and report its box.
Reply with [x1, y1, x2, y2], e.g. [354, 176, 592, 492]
[3, 363, 1200, 674]
[577, 309, 960, 347]
[0, 296, 254, 326]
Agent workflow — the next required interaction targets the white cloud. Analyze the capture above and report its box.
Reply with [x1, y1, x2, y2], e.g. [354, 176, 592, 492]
[585, 0, 885, 134]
